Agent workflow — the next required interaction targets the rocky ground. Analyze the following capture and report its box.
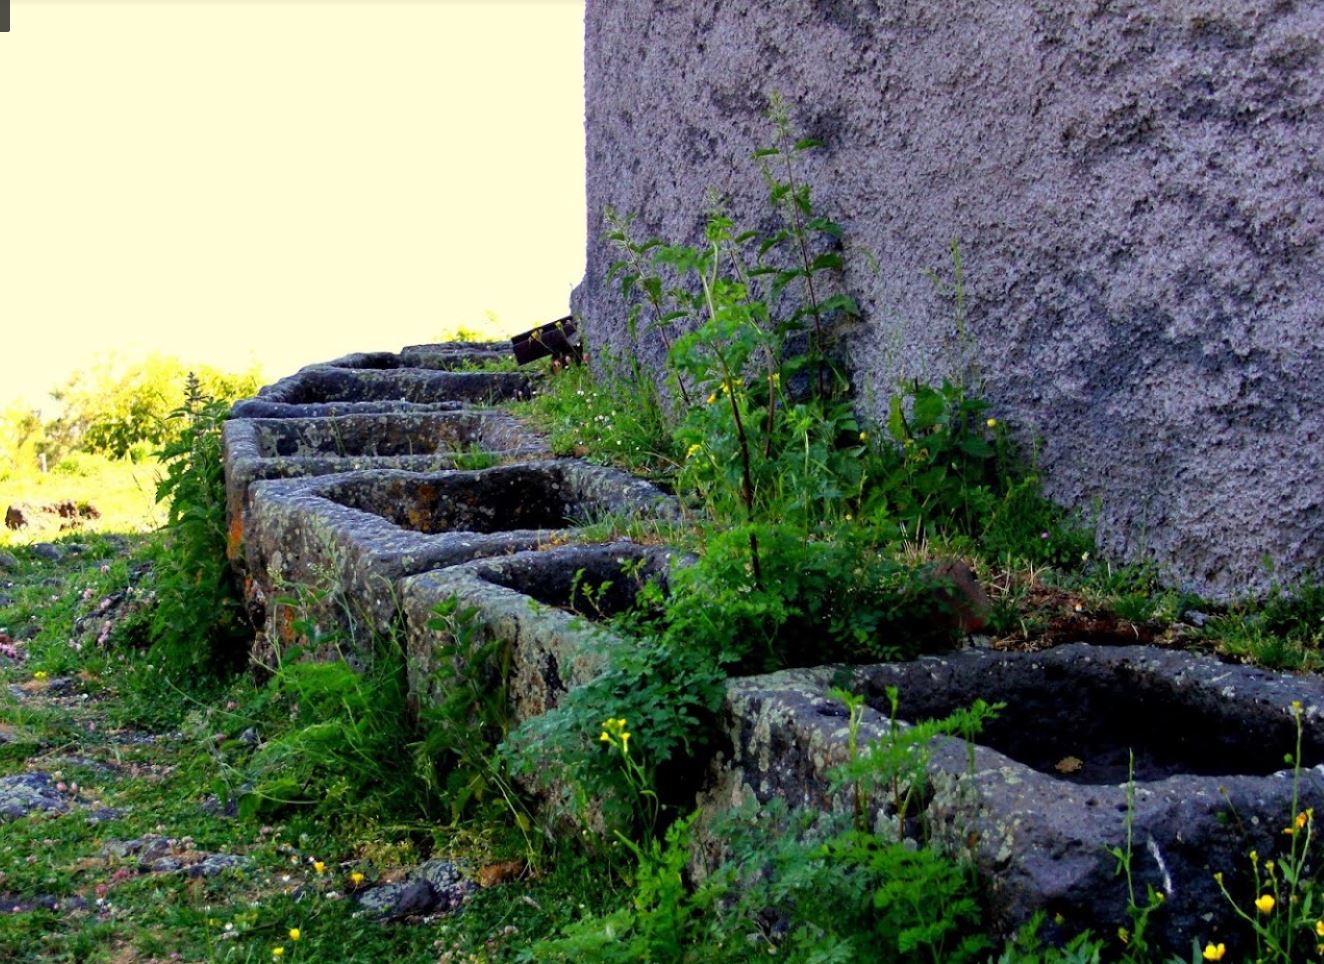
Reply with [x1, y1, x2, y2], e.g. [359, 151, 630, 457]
[0, 538, 572, 963]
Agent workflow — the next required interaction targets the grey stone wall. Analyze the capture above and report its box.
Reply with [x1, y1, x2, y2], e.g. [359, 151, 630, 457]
[573, 0, 1323, 598]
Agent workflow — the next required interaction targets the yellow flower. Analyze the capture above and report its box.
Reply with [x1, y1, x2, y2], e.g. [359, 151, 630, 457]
[313, 861, 326, 874]
[599, 731, 611, 743]
[349, 871, 365, 886]
[289, 928, 301, 942]
[706, 393, 716, 405]
[272, 949, 285, 959]
[686, 443, 702, 459]
[858, 432, 868, 443]
[1202, 943, 1226, 961]
[1256, 894, 1276, 914]
[1292, 699, 1304, 715]
[986, 418, 998, 429]
[33, 671, 47, 681]
[620, 732, 630, 751]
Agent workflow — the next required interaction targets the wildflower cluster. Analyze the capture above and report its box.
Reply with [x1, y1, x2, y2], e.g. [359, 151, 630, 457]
[599, 716, 631, 752]
[1206, 701, 1322, 961]
[599, 716, 659, 842]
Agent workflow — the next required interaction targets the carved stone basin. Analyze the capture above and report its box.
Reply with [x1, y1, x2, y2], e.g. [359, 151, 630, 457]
[231, 366, 531, 419]
[696, 645, 1324, 953]
[402, 542, 681, 727]
[222, 411, 548, 571]
[315, 342, 510, 371]
[244, 460, 677, 648]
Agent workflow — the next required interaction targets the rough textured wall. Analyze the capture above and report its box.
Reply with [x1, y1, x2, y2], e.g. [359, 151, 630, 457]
[573, 0, 1323, 598]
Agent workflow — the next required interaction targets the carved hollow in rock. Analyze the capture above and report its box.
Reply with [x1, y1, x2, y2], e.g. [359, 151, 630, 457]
[695, 644, 1324, 954]
[222, 412, 550, 572]
[243, 461, 678, 650]
[853, 645, 1324, 784]
[315, 342, 511, 371]
[231, 366, 531, 419]
[402, 542, 683, 729]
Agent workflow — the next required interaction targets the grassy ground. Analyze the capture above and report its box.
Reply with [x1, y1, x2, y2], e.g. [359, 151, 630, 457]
[0, 534, 618, 963]
[0, 458, 164, 549]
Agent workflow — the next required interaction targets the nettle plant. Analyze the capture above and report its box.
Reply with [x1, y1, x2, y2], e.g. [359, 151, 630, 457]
[607, 97, 864, 536]
[602, 98, 1048, 556]
[602, 98, 1018, 648]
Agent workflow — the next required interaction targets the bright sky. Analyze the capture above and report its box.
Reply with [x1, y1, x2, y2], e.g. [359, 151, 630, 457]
[0, 0, 586, 410]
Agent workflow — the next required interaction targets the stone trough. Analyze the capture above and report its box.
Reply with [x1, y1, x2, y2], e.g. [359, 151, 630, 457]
[244, 460, 678, 651]
[317, 342, 510, 371]
[696, 643, 1324, 950]
[222, 411, 549, 569]
[231, 366, 531, 420]
[402, 541, 682, 728]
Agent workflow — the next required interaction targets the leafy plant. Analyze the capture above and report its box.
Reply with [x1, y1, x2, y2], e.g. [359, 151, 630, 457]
[414, 599, 533, 840]
[149, 374, 250, 677]
[1106, 752, 1167, 958]
[503, 629, 725, 841]
[233, 652, 426, 826]
[829, 686, 1001, 841]
[531, 694, 1000, 963]
[223, 595, 434, 830]
[520, 360, 679, 481]
[1203, 578, 1324, 671]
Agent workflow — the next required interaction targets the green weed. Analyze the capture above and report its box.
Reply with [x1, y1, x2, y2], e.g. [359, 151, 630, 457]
[149, 375, 250, 679]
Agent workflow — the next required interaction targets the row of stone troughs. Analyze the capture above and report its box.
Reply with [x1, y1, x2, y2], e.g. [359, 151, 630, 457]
[223, 343, 1324, 952]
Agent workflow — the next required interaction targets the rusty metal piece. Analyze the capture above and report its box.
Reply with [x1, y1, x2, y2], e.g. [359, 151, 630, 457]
[511, 316, 581, 366]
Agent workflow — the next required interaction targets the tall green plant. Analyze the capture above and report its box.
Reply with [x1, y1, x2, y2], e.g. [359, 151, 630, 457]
[150, 374, 249, 677]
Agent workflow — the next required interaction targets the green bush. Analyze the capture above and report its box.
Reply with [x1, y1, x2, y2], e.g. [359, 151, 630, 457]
[232, 649, 429, 827]
[52, 354, 261, 461]
[531, 694, 1001, 963]
[149, 375, 249, 677]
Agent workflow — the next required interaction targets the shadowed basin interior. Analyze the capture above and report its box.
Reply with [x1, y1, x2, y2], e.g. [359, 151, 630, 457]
[326, 353, 404, 370]
[472, 545, 673, 620]
[274, 369, 526, 405]
[332, 348, 509, 371]
[860, 658, 1322, 785]
[253, 414, 510, 459]
[278, 370, 465, 404]
[325, 465, 591, 534]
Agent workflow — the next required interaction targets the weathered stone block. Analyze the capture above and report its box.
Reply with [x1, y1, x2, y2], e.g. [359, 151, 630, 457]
[231, 366, 531, 420]
[696, 644, 1324, 951]
[577, 0, 1324, 596]
[401, 542, 681, 728]
[222, 411, 549, 568]
[244, 461, 678, 651]
[316, 341, 511, 371]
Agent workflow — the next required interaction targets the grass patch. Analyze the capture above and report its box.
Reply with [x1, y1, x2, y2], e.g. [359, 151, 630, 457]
[0, 457, 164, 548]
